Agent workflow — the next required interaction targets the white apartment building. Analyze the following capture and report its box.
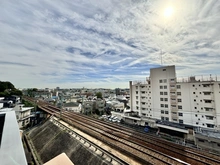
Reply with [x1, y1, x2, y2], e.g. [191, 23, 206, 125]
[129, 65, 220, 130]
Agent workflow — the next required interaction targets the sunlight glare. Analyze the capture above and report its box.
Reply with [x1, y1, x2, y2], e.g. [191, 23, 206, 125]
[164, 6, 174, 17]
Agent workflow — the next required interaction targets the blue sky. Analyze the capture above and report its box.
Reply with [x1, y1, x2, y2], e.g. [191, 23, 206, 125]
[1, 0, 220, 89]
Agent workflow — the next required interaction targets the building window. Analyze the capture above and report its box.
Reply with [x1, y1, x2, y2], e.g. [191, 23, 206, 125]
[195, 114, 197, 117]
[206, 124, 214, 128]
[178, 105, 182, 109]
[161, 110, 164, 114]
[170, 78, 175, 81]
[205, 108, 213, 111]
[206, 116, 214, 120]
[165, 111, 169, 114]
[193, 92, 195, 94]
[160, 104, 164, 108]
[165, 104, 168, 108]
[164, 86, 167, 89]
[164, 98, 168, 101]
[136, 91, 138, 94]
[136, 101, 138, 104]
[161, 117, 165, 120]
[165, 117, 169, 121]
[160, 98, 163, 101]
[177, 85, 181, 89]
[177, 92, 181, 96]
[204, 92, 211, 95]
[160, 86, 163, 89]
[193, 84, 195, 87]
[160, 92, 163, 95]
[177, 99, 182, 102]
[136, 86, 138, 89]
[164, 79, 167, 83]
[136, 96, 138, 99]
[159, 80, 163, 83]
[204, 100, 212, 103]
[164, 92, 168, 95]
[195, 107, 197, 109]
[179, 113, 183, 116]
[179, 119, 183, 124]
[194, 99, 196, 102]
[163, 69, 166, 71]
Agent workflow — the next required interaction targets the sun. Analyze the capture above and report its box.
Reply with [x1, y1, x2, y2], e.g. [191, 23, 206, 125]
[164, 6, 174, 17]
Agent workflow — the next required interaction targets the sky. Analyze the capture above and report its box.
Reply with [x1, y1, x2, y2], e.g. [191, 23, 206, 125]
[1, 0, 220, 89]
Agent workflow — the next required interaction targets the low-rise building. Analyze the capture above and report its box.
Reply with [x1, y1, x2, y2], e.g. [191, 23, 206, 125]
[63, 102, 80, 113]
[14, 105, 34, 128]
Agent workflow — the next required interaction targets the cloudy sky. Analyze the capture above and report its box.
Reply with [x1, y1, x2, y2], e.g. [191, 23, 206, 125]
[1, 0, 220, 89]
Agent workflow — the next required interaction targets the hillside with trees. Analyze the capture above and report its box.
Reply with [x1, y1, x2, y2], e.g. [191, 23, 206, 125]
[0, 81, 22, 96]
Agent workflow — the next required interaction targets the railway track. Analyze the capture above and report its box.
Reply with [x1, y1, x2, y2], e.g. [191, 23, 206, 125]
[40, 105, 188, 164]
[23, 97, 220, 165]
[44, 104, 220, 165]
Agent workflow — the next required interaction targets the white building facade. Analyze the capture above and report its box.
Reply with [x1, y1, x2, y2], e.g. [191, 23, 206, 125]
[130, 65, 220, 130]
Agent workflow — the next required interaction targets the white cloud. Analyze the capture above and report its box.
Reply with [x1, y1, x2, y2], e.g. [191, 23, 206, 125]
[0, 0, 220, 88]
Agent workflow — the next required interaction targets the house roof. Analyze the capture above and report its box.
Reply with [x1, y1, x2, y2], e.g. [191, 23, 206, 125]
[63, 102, 79, 107]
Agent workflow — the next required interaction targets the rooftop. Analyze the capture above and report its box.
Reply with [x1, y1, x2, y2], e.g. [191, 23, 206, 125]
[0, 111, 27, 165]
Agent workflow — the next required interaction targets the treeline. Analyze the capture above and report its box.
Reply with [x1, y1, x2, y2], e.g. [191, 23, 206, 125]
[0, 81, 22, 96]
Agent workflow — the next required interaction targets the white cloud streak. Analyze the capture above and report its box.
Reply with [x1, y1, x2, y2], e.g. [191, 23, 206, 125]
[0, 0, 220, 88]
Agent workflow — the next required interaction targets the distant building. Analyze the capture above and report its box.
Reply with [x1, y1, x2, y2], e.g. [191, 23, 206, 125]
[129, 65, 220, 131]
[115, 88, 120, 96]
[14, 105, 34, 128]
[63, 102, 80, 113]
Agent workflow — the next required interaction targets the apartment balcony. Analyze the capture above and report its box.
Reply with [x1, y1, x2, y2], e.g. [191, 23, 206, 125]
[203, 102, 214, 108]
[170, 87, 176, 92]
[170, 100, 177, 104]
[202, 88, 212, 93]
[169, 80, 176, 84]
[171, 113, 178, 119]
[170, 95, 177, 99]
[202, 95, 212, 100]
[141, 98, 147, 101]
[171, 107, 178, 112]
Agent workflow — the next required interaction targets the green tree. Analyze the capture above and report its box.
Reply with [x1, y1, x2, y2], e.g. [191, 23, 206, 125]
[0, 81, 15, 92]
[96, 92, 102, 99]
[0, 81, 22, 96]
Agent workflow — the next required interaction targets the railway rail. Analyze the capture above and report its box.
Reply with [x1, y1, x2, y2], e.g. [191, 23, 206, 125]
[41, 105, 187, 165]
[23, 97, 220, 165]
